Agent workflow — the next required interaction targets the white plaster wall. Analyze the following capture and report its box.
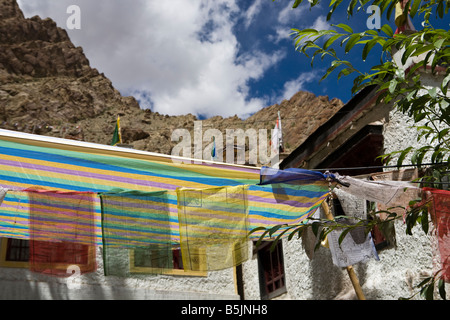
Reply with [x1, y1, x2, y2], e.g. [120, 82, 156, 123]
[0, 243, 239, 300]
[3, 229, 438, 300]
[241, 251, 261, 300]
[383, 71, 448, 161]
[377, 72, 450, 299]
[242, 214, 442, 300]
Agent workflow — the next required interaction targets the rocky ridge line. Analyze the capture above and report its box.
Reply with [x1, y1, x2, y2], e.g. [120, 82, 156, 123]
[0, 0, 344, 164]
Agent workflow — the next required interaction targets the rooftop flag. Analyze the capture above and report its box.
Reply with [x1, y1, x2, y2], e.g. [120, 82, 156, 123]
[111, 116, 122, 146]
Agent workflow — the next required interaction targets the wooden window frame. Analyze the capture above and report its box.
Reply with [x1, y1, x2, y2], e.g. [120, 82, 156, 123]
[257, 241, 287, 300]
[0, 238, 95, 272]
[129, 247, 207, 277]
[0, 238, 29, 268]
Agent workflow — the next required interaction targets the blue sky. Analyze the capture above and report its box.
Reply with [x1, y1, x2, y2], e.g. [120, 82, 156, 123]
[16, 0, 447, 119]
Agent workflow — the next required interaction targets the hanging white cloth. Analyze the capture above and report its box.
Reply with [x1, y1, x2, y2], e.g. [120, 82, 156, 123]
[335, 174, 420, 207]
[327, 218, 380, 268]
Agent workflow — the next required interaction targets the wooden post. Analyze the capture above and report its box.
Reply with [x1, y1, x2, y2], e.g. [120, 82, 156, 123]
[321, 201, 366, 300]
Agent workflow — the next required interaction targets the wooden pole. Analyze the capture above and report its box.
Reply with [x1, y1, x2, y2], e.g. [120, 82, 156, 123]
[321, 201, 366, 300]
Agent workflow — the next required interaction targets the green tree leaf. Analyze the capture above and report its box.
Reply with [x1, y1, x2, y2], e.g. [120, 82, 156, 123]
[420, 209, 429, 234]
[438, 278, 446, 300]
[397, 146, 413, 168]
[362, 38, 379, 61]
[345, 33, 362, 53]
[338, 227, 351, 246]
[388, 78, 397, 93]
[410, 0, 421, 18]
[333, 23, 353, 33]
[380, 24, 393, 37]
[324, 34, 343, 50]
[292, 0, 303, 8]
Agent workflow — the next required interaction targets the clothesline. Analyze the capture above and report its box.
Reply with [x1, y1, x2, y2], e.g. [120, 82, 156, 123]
[311, 162, 449, 172]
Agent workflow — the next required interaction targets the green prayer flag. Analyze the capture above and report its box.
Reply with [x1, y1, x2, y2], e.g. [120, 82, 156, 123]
[111, 116, 122, 146]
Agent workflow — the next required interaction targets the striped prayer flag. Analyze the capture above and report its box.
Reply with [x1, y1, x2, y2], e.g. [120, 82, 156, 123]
[0, 190, 31, 240]
[100, 189, 175, 248]
[249, 166, 333, 239]
[27, 189, 97, 245]
[247, 182, 330, 238]
[177, 185, 249, 272]
[100, 189, 175, 276]
[0, 133, 260, 193]
[0, 188, 99, 276]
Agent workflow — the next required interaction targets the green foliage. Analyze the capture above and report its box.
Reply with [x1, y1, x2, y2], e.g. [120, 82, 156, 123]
[250, 211, 386, 252]
[283, 0, 450, 170]
[400, 269, 447, 300]
[265, 0, 449, 300]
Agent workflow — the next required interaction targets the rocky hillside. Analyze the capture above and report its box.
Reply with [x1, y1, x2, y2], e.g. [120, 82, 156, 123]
[0, 0, 344, 165]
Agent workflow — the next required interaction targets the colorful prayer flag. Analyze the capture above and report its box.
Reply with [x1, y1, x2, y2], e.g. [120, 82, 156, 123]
[26, 189, 97, 277]
[250, 167, 335, 239]
[422, 188, 450, 283]
[111, 116, 122, 146]
[177, 185, 249, 271]
[100, 189, 175, 276]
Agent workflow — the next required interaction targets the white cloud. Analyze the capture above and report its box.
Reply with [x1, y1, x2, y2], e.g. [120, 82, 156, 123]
[243, 0, 264, 29]
[268, 26, 294, 44]
[311, 15, 332, 31]
[279, 70, 320, 102]
[17, 0, 284, 119]
[266, 5, 332, 102]
[267, 2, 311, 44]
[277, 2, 306, 24]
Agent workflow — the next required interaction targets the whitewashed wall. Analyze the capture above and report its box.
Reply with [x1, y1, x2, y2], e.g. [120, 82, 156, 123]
[241, 217, 437, 300]
[0, 240, 240, 300]
[383, 72, 447, 163]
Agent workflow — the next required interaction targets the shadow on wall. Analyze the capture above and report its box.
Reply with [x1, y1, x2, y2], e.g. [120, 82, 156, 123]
[0, 245, 132, 300]
[311, 247, 384, 300]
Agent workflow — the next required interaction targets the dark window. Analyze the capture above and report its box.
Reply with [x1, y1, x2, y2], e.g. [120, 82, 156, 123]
[257, 241, 287, 299]
[172, 248, 183, 270]
[5, 238, 29, 262]
[2, 238, 94, 276]
[134, 248, 184, 269]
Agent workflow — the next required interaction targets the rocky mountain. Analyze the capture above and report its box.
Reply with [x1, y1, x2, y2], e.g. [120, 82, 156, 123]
[0, 0, 344, 166]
